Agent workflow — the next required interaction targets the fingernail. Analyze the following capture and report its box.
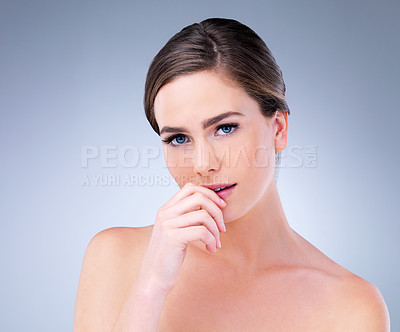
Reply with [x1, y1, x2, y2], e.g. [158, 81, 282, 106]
[220, 198, 226, 205]
[223, 223, 226, 232]
[218, 239, 222, 248]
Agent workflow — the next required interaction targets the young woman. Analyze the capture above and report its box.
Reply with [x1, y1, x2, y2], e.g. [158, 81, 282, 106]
[73, 18, 390, 331]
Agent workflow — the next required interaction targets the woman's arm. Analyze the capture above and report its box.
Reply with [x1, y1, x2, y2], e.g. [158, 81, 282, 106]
[110, 268, 169, 331]
[73, 227, 169, 332]
[74, 183, 225, 331]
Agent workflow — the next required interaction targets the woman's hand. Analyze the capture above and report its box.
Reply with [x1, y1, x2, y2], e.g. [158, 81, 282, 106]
[135, 182, 227, 295]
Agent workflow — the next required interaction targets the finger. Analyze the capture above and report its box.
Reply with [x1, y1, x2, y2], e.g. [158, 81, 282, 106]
[170, 225, 218, 253]
[163, 192, 225, 233]
[165, 210, 220, 249]
[162, 182, 226, 210]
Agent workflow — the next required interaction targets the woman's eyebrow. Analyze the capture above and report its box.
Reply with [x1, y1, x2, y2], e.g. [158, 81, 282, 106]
[159, 111, 245, 135]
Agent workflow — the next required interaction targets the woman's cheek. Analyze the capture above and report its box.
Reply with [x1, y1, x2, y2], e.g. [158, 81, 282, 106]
[168, 159, 198, 188]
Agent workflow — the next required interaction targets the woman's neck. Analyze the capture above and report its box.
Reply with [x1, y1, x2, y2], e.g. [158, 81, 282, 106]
[212, 178, 302, 275]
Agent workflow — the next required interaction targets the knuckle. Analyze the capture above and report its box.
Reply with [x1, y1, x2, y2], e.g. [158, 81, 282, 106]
[198, 194, 208, 204]
[207, 231, 216, 244]
[156, 208, 167, 220]
[201, 226, 209, 238]
[198, 209, 208, 219]
[165, 228, 175, 241]
[193, 191, 203, 199]
[158, 218, 169, 231]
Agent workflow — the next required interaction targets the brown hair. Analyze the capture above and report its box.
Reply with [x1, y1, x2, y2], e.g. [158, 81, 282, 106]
[143, 17, 290, 179]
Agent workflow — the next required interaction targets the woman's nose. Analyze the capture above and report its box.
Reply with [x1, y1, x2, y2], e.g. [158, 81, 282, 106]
[192, 140, 220, 175]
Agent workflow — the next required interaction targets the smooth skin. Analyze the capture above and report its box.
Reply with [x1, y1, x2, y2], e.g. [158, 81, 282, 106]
[73, 70, 390, 331]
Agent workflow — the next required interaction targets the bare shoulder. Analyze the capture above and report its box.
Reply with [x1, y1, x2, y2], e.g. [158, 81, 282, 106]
[293, 235, 390, 331]
[328, 271, 391, 331]
[79, 225, 154, 280]
[303, 248, 390, 330]
[73, 225, 153, 332]
[89, 225, 153, 256]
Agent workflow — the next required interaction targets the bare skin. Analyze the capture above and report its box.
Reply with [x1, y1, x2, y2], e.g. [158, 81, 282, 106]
[73, 70, 390, 331]
[74, 222, 389, 331]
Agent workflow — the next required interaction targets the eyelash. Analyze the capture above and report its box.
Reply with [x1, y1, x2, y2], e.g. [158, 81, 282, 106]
[161, 122, 240, 148]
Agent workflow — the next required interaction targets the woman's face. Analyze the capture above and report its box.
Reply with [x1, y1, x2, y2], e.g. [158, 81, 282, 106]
[154, 70, 286, 222]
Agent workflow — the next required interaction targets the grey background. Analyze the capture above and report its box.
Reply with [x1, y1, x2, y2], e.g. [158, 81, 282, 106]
[1, 0, 399, 330]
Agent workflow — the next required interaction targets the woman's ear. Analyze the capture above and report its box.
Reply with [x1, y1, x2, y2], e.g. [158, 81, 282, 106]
[275, 110, 288, 152]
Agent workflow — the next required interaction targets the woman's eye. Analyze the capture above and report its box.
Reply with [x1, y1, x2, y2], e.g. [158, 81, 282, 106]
[216, 123, 239, 135]
[162, 123, 239, 148]
[162, 134, 188, 147]
[173, 135, 186, 145]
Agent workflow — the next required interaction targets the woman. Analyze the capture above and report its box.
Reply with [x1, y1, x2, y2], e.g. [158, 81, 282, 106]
[73, 18, 390, 331]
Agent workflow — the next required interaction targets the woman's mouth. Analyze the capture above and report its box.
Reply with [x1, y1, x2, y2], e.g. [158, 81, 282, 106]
[212, 184, 237, 200]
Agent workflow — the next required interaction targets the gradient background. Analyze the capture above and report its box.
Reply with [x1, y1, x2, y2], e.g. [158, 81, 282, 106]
[1, 0, 399, 330]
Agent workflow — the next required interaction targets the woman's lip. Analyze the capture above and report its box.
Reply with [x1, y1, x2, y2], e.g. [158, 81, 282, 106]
[212, 183, 235, 192]
[201, 183, 236, 190]
[214, 184, 236, 200]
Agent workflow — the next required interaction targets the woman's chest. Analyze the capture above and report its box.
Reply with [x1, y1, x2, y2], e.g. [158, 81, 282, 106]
[157, 267, 337, 331]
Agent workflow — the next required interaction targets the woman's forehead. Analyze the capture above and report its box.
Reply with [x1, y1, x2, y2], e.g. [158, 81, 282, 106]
[154, 71, 258, 127]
